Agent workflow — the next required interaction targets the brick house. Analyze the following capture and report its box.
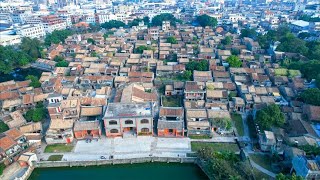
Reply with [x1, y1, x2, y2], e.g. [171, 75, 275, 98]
[158, 107, 184, 137]
[104, 103, 153, 137]
[73, 121, 101, 139]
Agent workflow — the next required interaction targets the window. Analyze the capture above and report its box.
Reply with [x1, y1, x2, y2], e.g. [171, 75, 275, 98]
[110, 129, 118, 133]
[125, 120, 133, 124]
[141, 128, 149, 133]
[141, 119, 149, 124]
[109, 120, 117, 125]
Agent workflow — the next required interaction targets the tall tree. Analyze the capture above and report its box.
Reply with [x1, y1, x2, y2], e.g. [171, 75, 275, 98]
[226, 55, 242, 67]
[151, 13, 179, 27]
[300, 88, 320, 106]
[101, 20, 125, 29]
[167, 36, 178, 44]
[256, 104, 285, 130]
[196, 14, 218, 27]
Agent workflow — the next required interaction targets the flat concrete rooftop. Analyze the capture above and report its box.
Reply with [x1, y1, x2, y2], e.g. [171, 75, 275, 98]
[104, 102, 152, 118]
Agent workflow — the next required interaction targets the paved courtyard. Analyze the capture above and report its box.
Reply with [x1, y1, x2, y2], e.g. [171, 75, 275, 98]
[60, 136, 191, 161]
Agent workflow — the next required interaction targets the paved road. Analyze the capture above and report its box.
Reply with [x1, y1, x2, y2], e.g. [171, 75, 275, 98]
[39, 137, 191, 161]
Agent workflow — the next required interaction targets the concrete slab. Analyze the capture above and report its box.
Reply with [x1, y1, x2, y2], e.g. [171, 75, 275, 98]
[74, 137, 112, 154]
[114, 136, 153, 153]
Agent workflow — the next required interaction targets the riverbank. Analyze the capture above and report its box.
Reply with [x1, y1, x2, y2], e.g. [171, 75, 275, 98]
[33, 156, 197, 168]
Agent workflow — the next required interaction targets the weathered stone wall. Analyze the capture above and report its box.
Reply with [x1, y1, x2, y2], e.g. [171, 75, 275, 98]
[34, 157, 197, 168]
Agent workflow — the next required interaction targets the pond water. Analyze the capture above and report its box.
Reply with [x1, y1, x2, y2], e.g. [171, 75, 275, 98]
[0, 68, 44, 83]
[29, 163, 208, 180]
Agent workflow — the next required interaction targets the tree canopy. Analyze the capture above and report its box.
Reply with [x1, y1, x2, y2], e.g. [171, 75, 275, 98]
[167, 36, 178, 44]
[196, 14, 218, 28]
[101, 20, 125, 29]
[186, 60, 209, 71]
[25, 102, 46, 122]
[221, 36, 232, 45]
[25, 108, 46, 122]
[276, 33, 308, 55]
[26, 75, 41, 88]
[54, 56, 69, 67]
[240, 28, 257, 38]
[213, 118, 232, 131]
[276, 173, 303, 180]
[226, 55, 242, 67]
[0, 121, 9, 133]
[20, 37, 43, 59]
[87, 38, 95, 45]
[44, 29, 74, 47]
[151, 13, 181, 27]
[128, 17, 150, 27]
[288, 60, 320, 82]
[197, 147, 250, 180]
[0, 46, 33, 74]
[256, 104, 285, 130]
[299, 14, 320, 22]
[55, 60, 69, 67]
[299, 88, 320, 106]
[135, 45, 153, 54]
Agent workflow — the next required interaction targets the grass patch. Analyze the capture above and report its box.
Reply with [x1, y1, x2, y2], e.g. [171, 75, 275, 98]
[288, 70, 301, 77]
[162, 95, 182, 107]
[189, 135, 211, 139]
[252, 168, 271, 180]
[274, 68, 301, 78]
[0, 121, 9, 133]
[0, 163, 5, 175]
[191, 142, 239, 153]
[250, 154, 273, 172]
[47, 155, 63, 161]
[231, 113, 244, 136]
[44, 144, 74, 153]
[274, 68, 288, 76]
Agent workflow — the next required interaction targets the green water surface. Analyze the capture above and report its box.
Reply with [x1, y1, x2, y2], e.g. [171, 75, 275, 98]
[29, 163, 208, 180]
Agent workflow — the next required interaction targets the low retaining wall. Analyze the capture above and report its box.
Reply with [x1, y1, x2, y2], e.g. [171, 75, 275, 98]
[33, 157, 197, 168]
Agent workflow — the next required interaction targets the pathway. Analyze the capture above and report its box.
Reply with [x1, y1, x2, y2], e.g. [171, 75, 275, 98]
[190, 136, 236, 143]
[249, 158, 276, 178]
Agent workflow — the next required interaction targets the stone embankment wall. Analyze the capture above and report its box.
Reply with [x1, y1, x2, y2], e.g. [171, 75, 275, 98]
[33, 157, 197, 168]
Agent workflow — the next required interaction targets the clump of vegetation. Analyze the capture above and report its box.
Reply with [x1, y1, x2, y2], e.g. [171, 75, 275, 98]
[54, 55, 69, 67]
[299, 88, 320, 106]
[167, 36, 178, 44]
[186, 60, 209, 71]
[45, 29, 74, 46]
[151, 13, 181, 27]
[101, 20, 125, 29]
[196, 145, 252, 180]
[24, 102, 46, 122]
[26, 75, 41, 88]
[0, 37, 43, 74]
[226, 55, 242, 67]
[0, 121, 9, 133]
[276, 173, 303, 180]
[0, 163, 5, 176]
[211, 118, 232, 131]
[255, 104, 285, 130]
[135, 45, 153, 54]
[196, 14, 218, 27]
[128, 17, 150, 27]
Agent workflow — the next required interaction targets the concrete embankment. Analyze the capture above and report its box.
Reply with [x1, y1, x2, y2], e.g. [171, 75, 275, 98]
[33, 157, 197, 168]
